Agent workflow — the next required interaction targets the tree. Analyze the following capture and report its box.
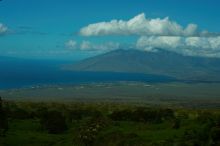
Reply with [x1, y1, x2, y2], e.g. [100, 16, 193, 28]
[40, 110, 67, 134]
[0, 97, 8, 137]
[210, 127, 220, 146]
[172, 118, 181, 129]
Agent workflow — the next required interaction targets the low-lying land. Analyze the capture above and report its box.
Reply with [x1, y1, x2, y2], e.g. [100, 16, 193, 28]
[1, 82, 220, 108]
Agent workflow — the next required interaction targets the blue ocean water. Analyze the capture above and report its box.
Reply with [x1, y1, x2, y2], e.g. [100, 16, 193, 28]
[0, 57, 175, 89]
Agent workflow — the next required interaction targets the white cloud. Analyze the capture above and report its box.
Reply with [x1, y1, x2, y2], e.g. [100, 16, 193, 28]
[65, 40, 120, 52]
[80, 41, 92, 50]
[65, 40, 77, 49]
[0, 23, 8, 35]
[77, 13, 220, 58]
[136, 36, 220, 57]
[80, 13, 199, 37]
[80, 41, 120, 51]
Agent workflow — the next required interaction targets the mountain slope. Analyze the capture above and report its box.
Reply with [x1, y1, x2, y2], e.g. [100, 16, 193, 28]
[64, 49, 220, 81]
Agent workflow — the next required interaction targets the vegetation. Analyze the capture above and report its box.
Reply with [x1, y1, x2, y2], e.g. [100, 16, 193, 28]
[0, 100, 220, 146]
[0, 97, 8, 137]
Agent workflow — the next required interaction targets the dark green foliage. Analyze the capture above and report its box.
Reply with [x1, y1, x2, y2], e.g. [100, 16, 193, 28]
[67, 109, 84, 121]
[180, 122, 214, 146]
[34, 106, 48, 119]
[8, 107, 32, 119]
[66, 109, 103, 124]
[181, 129, 208, 146]
[108, 109, 132, 121]
[109, 108, 175, 123]
[94, 131, 146, 146]
[77, 114, 109, 146]
[1, 101, 220, 146]
[0, 97, 8, 137]
[176, 112, 220, 146]
[4, 101, 33, 120]
[197, 111, 215, 124]
[210, 127, 220, 146]
[160, 108, 175, 120]
[172, 118, 181, 129]
[40, 110, 67, 134]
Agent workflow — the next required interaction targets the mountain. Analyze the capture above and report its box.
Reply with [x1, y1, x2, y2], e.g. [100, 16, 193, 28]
[64, 49, 220, 81]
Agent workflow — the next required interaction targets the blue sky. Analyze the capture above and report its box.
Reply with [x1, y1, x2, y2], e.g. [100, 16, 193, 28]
[0, 0, 220, 60]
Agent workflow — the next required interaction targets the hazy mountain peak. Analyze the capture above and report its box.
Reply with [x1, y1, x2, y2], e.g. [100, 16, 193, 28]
[64, 49, 220, 81]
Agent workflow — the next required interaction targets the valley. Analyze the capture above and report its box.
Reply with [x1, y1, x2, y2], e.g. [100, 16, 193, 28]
[1, 82, 220, 108]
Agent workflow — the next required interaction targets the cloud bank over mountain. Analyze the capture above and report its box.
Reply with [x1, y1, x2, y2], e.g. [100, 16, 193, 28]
[75, 13, 220, 58]
[136, 36, 220, 57]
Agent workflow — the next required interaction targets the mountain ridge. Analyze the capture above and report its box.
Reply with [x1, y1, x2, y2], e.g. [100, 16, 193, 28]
[64, 49, 220, 81]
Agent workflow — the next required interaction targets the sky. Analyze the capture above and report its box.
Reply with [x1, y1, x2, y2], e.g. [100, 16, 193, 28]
[0, 0, 220, 60]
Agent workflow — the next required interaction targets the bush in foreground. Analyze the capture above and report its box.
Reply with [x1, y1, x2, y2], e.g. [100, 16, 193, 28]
[0, 97, 8, 137]
[40, 110, 67, 134]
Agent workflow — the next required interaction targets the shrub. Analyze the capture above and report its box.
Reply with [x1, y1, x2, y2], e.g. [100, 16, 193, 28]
[0, 97, 8, 137]
[180, 126, 211, 146]
[108, 109, 132, 121]
[94, 131, 146, 146]
[8, 108, 31, 119]
[40, 110, 67, 134]
[109, 108, 174, 123]
[197, 111, 215, 124]
[77, 114, 109, 146]
[172, 118, 181, 129]
[210, 127, 220, 146]
[159, 108, 175, 120]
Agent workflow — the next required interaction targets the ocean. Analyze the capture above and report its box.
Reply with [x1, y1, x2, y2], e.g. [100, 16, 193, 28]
[0, 57, 175, 89]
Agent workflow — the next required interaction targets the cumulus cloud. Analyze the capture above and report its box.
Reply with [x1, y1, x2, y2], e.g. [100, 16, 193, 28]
[136, 36, 220, 57]
[80, 41, 120, 51]
[65, 40, 120, 52]
[0, 23, 8, 35]
[77, 13, 220, 58]
[65, 40, 77, 49]
[80, 13, 199, 37]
